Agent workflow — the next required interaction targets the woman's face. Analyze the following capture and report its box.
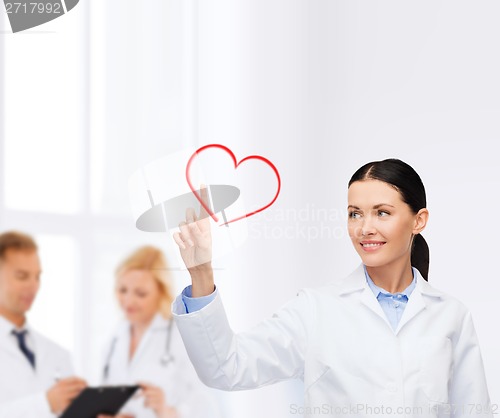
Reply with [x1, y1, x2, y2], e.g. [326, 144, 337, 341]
[347, 179, 426, 268]
[116, 269, 161, 326]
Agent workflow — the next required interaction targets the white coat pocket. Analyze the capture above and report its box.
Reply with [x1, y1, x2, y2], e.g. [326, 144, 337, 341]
[418, 336, 453, 404]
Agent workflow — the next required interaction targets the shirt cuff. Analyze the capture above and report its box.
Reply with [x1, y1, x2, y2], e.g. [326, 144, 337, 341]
[181, 284, 217, 313]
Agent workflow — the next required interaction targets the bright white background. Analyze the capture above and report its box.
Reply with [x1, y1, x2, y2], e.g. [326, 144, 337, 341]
[1, 1, 499, 417]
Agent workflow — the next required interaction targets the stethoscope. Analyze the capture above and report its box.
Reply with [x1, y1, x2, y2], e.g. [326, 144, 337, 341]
[103, 319, 174, 381]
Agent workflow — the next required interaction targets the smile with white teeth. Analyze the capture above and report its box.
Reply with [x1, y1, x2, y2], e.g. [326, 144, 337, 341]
[362, 243, 384, 247]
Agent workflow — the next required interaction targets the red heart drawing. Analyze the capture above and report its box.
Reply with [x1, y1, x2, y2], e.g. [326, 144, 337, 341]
[185, 144, 281, 226]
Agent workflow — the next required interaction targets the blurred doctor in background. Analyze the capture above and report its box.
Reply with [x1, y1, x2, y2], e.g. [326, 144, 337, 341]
[0, 230, 87, 418]
[99, 245, 219, 418]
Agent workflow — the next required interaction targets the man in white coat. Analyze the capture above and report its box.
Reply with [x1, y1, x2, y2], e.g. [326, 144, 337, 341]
[0, 231, 87, 418]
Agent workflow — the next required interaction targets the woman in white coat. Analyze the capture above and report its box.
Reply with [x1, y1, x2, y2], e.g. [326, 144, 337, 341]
[171, 159, 494, 418]
[98, 246, 219, 418]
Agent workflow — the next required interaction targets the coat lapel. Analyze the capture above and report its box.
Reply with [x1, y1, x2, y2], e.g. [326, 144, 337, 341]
[358, 283, 391, 325]
[0, 334, 21, 360]
[129, 314, 164, 370]
[0, 317, 37, 375]
[395, 269, 443, 335]
[336, 264, 392, 328]
[0, 316, 19, 359]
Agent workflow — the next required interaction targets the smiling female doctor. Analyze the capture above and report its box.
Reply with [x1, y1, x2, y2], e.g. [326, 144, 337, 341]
[98, 246, 219, 418]
[171, 159, 494, 418]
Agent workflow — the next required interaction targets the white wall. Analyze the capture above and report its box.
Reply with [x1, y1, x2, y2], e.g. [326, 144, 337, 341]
[1, 1, 499, 416]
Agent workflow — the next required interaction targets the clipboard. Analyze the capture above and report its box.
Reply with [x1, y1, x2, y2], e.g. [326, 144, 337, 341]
[60, 385, 140, 418]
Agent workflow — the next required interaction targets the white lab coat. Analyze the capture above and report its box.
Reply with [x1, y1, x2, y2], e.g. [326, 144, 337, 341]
[102, 313, 220, 418]
[172, 264, 493, 418]
[0, 316, 73, 418]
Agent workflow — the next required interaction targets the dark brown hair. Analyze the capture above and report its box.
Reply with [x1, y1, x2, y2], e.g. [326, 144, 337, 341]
[0, 231, 38, 262]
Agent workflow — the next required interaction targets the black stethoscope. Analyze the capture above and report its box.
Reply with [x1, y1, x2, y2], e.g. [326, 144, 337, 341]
[103, 319, 174, 381]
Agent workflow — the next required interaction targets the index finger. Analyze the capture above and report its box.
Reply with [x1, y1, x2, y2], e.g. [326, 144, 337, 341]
[198, 184, 211, 219]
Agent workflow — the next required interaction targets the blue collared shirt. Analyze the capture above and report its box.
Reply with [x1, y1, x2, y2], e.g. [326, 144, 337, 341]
[363, 265, 417, 331]
[182, 284, 218, 313]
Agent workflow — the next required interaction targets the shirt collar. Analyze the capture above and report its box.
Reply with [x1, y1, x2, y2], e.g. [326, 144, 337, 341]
[0, 315, 29, 337]
[363, 264, 417, 300]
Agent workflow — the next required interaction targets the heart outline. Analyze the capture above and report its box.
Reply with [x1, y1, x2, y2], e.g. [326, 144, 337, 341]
[185, 144, 281, 226]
